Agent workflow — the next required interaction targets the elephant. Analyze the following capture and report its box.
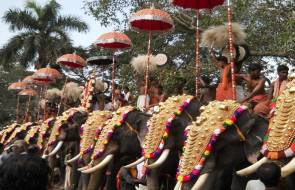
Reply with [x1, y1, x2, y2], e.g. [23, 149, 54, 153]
[4, 122, 37, 146]
[43, 107, 88, 190]
[131, 95, 202, 190]
[79, 106, 151, 190]
[174, 100, 269, 190]
[0, 123, 20, 145]
[64, 110, 112, 190]
[236, 76, 295, 189]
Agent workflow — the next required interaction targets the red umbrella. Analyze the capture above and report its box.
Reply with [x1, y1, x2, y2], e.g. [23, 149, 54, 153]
[171, 0, 225, 98]
[171, 0, 224, 9]
[57, 53, 86, 69]
[95, 32, 132, 109]
[18, 89, 38, 123]
[95, 32, 132, 49]
[56, 53, 86, 115]
[33, 67, 61, 82]
[129, 7, 174, 110]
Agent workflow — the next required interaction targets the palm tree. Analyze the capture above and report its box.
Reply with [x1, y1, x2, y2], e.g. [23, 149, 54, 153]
[0, 0, 88, 69]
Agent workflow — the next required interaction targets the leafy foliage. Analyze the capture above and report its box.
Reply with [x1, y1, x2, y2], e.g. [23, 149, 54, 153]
[0, 0, 88, 69]
[84, 0, 295, 94]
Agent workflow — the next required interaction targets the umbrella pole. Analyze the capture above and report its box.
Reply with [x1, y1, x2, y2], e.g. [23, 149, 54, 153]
[43, 85, 48, 120]
[57, 76, 68, 116]
[195, 10, 201, 98]
[227, 0, 236, 100]
[111, 53, 116, 110]
[16, 95, 19, 123]
[144, 31, 152, 111]
[37, 86, 42, 121]
[24, 96, 31, 123]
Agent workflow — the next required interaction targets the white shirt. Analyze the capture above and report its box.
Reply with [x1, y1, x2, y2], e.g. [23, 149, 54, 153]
[246, 180, 265, 190]
[137, 95, 150, 111]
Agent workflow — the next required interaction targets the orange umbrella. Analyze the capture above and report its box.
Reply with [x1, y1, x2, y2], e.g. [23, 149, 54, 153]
[57, 53, 86, 69]
[33, 68, 61, 82]
[8, 81, 28, 123]
[18, 89, 38, 123]
[95, 32, 132, 109]
[95, 32, 132, 49]
[129, 7, 173, 110]
[18, 89, 38, 96]
[8, 81, 28, 91]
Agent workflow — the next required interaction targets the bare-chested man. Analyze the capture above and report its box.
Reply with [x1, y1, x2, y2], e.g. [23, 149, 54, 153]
[236, 64, 270, 116]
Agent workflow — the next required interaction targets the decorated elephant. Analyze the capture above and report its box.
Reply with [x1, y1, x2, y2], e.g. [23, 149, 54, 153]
[64, 110, 112, 190]
[78, 106, 151, 190]
[43, 107, 88, 189]
[174, 100, 269, 190]
[237, 75, 295, 189]
[0, 123, 20, 145]
[125, 95, 202, 190]
[4, 122, 37, 146]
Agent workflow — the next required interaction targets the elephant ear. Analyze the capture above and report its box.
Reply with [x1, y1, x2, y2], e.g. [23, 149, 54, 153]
[243, 115, 268, 163]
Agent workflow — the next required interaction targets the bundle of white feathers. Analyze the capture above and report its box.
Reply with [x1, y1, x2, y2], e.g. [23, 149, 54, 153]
[201, 23, 247, 48]
[130, 54, 159, 74]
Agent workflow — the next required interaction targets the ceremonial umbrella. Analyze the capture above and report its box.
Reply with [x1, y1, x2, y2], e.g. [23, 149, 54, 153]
[95, 32, 132, 108]
[171, 0, 225, 97]
[8, 81, 29, 123]
[129, 7, 173, 110]
[18, 89, 38, 123]
[33, 67, 61, 82]
[56, 53, 86, 115]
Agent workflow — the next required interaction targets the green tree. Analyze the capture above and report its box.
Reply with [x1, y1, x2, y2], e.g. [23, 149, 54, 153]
[0, 0, 88, 69]
[84, 0, 295, 94]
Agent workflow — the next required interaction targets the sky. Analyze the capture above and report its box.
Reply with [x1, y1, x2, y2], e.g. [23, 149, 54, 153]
[0, 0, 113, 48]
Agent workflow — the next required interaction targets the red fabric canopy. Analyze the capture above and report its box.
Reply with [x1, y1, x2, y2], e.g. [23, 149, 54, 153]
[171, 0, 225, 10]
[95, 32, 132, 49]
[18, 89, 38, 96]
[8, 82, 28, 91]
[129, 8, 174, 33]
[33, 68, 61, 82]
[57, 53, 86, 69]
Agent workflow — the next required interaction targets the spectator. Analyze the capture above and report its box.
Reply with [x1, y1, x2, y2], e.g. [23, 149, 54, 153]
[0, 154, 50, 190]
[124, 87, 133, 104]
[137, 85, 150, 112]
[246, 162, 281, 190]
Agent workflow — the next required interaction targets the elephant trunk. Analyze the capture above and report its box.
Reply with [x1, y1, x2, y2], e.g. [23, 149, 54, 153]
[44, 141, 64, 158]
[281, 157, 295, 177]
[81, 154, 114, 174]
[236, 157, 269, 176]
[124, 156, 145, 168]
[65, 154, 81, 164]
[191, 173, 209, 190]
[146, 149, 170, 169]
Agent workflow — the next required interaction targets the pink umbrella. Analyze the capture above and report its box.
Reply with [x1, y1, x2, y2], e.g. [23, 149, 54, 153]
[129, 7, 174, 110]
[171, 0, 226, 98]
[95, 32, 132, 109]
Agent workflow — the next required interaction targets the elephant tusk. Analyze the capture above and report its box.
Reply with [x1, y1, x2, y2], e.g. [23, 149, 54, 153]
[174, 181, 182, 190]
[82, 154, 114, 174]
[191, 173, 209, 190]
[281, 157, 295, 177]
[65, 154, 81, 164]
[47, 141, 64, 157]
[77, 161, 93, 172]
[124, 156, 145, 168]
[236, 157, 269, 176]
[146, 149, 170, 169]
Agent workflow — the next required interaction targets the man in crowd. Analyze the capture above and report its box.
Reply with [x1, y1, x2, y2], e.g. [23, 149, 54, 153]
[236, 64, 270, 116]
[268, 65, 289, 101]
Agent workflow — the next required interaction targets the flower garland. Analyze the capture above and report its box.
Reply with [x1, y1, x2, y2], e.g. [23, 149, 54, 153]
[91, 107, 134, 161]
[143, 97, 194, 159]
[176, 106, 247, 183]
[47, 108, 81, 146]
[261, 122, 295, 160]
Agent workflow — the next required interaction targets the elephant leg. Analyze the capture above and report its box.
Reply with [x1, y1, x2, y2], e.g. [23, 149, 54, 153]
[147, 168, 160, 190]
[86, 168, 106, 190]
[231, 172, 249, 190]
[80, 174, 90, 190]
[104, 158, 121, 189]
